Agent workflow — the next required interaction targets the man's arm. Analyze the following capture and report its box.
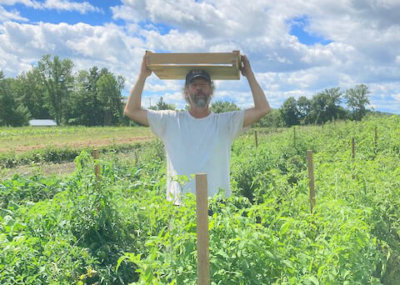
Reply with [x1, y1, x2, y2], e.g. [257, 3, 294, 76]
[241, 55, 271, 128]
[124, 54, 152, 126]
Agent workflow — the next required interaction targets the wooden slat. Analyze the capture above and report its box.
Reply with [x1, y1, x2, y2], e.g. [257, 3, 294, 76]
[147, 51, 240, 65]
[151, 65, 240, 80]
[196, 173, 209, 285]
[93, 149, 101, 180]
[145, 51, 241, 80]
[307, 150, 315, 214]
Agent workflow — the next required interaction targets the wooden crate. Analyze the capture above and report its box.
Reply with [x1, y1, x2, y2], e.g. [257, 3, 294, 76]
[145, 51, 241, 80]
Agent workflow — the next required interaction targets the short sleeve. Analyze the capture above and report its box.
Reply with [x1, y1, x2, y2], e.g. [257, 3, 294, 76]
[224, 110, 246, 140]
[147, 110, 176, 138]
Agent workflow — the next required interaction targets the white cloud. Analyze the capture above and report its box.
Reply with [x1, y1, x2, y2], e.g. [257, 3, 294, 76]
[0, 5, 27, 21]
[111, 0, 400, 75]
[0, 0, 400, 114]
[43, 0, 102, 13]
[140, 29, 206, 52]
[112, 0, 279, 38]
[0, 0, 40, 8]
[145, 80, 182, 93]
[367, 82, 400, 113]
[0, 0, 101, 13]
[111, 0, 147, 23]
[0, 21, 146, 85]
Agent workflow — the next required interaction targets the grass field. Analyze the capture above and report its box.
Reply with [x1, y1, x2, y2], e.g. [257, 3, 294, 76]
[0, 126, 154, 154]
[0, 126, 155, 170]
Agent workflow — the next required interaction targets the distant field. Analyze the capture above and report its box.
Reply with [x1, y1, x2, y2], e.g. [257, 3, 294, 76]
[0, 126, 154, 154]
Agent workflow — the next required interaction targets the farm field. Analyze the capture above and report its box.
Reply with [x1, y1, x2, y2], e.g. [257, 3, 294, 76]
[0, 126, 154, 154]
[0, 126, 155, 169]
[1, 114, 400, 284]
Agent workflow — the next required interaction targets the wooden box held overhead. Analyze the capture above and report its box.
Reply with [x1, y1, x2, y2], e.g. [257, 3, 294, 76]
[145, 50, 241, 80]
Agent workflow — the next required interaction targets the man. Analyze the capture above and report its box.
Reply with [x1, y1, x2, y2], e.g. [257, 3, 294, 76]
[124, 53, 270, 204]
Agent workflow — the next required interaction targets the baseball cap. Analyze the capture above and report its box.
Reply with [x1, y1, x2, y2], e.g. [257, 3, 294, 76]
[185, 69, 211, 85]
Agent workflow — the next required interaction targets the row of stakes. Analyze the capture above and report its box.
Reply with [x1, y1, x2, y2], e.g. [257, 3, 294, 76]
[92, 125, 377, 284]
[254, 126, 379, 152]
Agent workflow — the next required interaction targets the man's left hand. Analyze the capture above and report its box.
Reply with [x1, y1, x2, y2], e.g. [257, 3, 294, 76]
[239, 55, 253, 77]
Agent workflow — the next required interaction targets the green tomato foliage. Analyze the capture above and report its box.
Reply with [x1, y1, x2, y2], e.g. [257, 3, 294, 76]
[1, 115, 399, 284]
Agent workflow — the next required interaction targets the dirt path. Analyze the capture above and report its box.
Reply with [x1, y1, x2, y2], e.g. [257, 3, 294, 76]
[1, 150, 142, 179]
[0, 137, 149, 180]
[1, 161, 77, 179]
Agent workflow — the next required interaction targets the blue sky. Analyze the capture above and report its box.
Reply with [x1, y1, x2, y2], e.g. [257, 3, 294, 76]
[1, 0, 400, 114]
[289, 16, 332, 46]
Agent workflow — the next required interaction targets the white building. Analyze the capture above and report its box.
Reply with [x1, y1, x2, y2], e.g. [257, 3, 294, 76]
[29, 119, 57, 127]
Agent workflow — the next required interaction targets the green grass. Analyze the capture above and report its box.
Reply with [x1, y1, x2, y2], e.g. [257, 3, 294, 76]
[0, 126, 154, 154]
[0, 126, 155, 168]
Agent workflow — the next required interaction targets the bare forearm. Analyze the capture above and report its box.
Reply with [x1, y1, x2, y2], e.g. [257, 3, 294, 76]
[246, 71, 270, 113]
[123, 53, 152, 125]
[242, 59, 271, 127]
[124, 73, 149, 125]
[125, 74, 146, 112]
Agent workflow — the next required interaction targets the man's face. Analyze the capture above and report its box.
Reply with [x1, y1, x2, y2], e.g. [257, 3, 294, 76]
[187, 78, 212, 108]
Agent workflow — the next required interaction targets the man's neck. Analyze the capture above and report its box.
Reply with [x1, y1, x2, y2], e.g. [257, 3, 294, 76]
[188, 107, 211, 118]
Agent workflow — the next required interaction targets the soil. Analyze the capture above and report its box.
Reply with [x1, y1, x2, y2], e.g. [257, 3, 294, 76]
[1, 161, 77, 179]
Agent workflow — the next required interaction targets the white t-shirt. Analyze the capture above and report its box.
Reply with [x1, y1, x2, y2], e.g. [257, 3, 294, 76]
[147, 110, 245, 204]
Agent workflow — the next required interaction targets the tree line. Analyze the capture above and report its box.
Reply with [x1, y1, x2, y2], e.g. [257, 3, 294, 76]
[151, 85, 372, 128]
[0, 55, 125, 127]
[1, 54, 372, 127]
[277, 85, 371, 127]
[251, 85, 372, 128]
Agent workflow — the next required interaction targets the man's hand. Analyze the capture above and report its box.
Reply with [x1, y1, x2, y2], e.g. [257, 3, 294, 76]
[141, 53, 152, 79]
[239, 55, 253, 78]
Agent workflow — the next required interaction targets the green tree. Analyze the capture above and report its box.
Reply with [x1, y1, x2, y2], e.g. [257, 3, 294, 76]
[149, 97, 176, 111]
[254, 108, 284, 128]
[66, 68, 100, 125]
[96, 70, 125, 125]
[345, 84, 370, 120]
[280, 97, 299, 126]
[323, 87, 344, 121]
[297, 96, 311, 125]
[308, 93, 329, 124]
[13, 69, 50, 119]
[308, 88, 343, 124]
[210, 100, 240, 113]
[67, 67, 124, 126]
[38, 54, 74, 125]
[0, 72, 30, 126]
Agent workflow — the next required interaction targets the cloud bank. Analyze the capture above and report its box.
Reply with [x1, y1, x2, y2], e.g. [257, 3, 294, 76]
[0, 0, 399, 113]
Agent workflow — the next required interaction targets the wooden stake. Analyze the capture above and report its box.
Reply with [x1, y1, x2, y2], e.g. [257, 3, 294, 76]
[196, 174, 209, 285]
[254, 130, 258, 148]
[93, 149, 100, 180]
[352, 138, 355, 159]
[307, 150, 315, 214]
[293, 127, 296, 148]
[134, 151, 139, 165]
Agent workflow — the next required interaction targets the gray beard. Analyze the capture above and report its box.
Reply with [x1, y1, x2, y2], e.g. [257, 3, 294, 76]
[190, 93, 210, 108]
[194, 97, 207, 108]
